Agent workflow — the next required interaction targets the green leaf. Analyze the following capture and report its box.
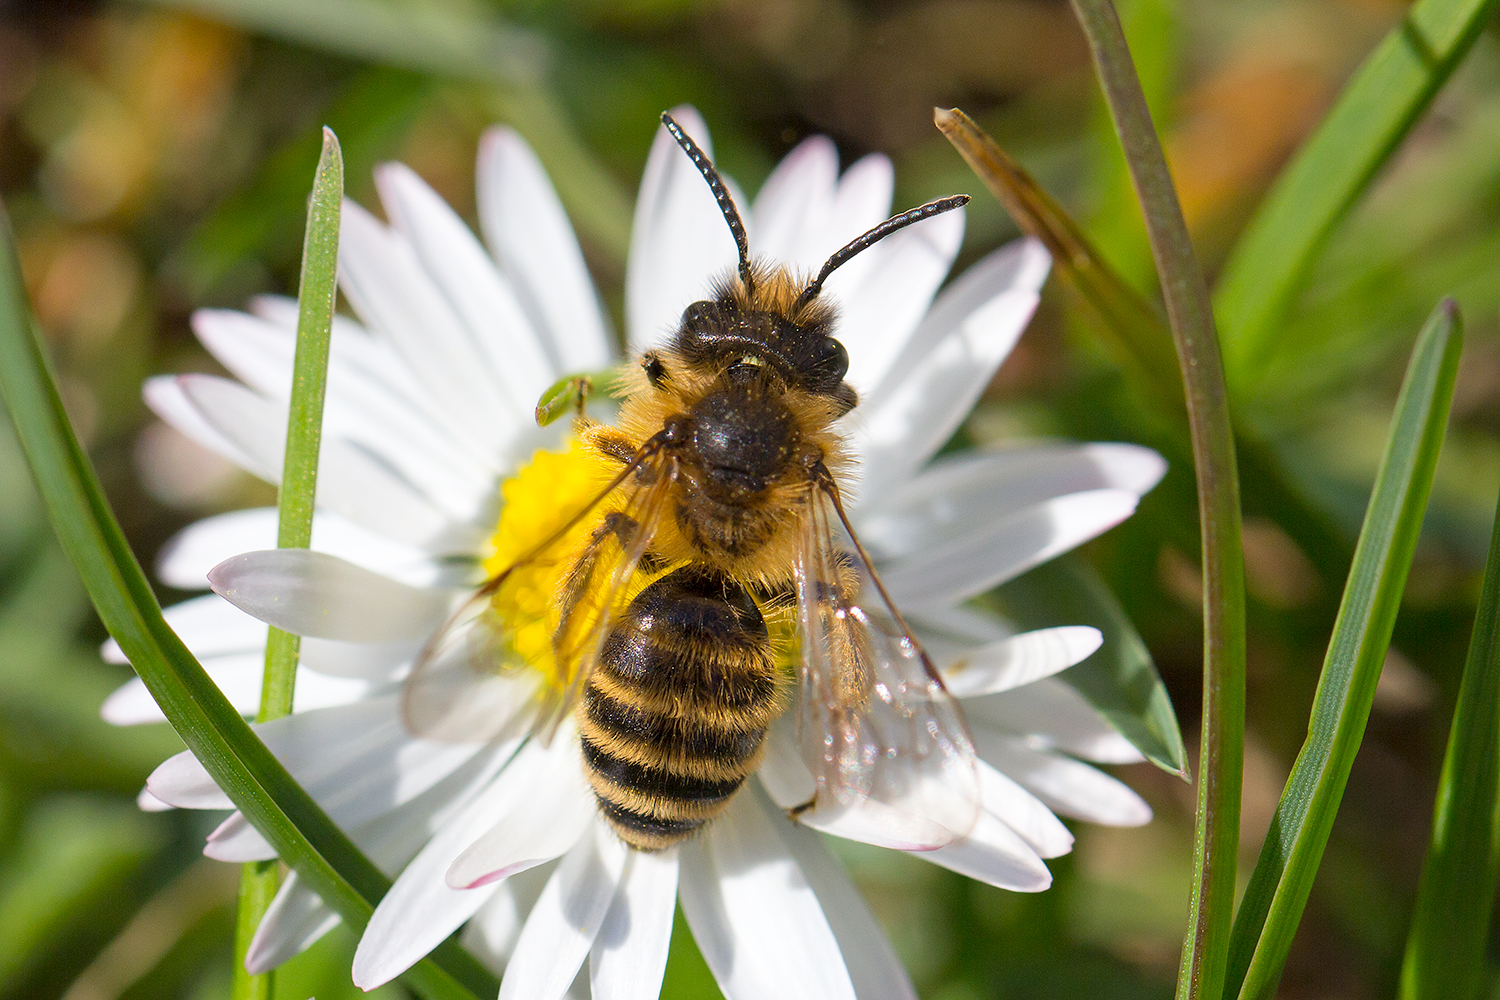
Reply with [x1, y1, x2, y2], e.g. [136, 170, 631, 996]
[992, 556, 1187, 777]
[0, 200, 496, 999]
[1214, 0, 1499, 389]
[1226, 300, 1463, 1000]
[1398, 448, 1500, 999]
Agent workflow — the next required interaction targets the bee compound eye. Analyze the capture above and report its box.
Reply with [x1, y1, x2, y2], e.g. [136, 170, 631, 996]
[680, 300, 721, 333]
[807, 337, 849, 387]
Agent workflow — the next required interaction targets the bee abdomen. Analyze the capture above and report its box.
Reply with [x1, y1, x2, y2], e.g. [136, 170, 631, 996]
[582, 565, 779, 851]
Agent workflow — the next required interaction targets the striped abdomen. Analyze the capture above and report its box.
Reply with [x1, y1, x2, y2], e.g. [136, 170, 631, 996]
[580, 565, 780, 851]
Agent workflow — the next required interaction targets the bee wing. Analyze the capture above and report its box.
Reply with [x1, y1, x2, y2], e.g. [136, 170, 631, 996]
[401, 445, 677, 744]
[790, 484, 981, 850]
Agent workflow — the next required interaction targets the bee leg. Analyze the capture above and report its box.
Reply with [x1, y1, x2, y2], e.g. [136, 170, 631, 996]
[554, 512, 645, 646]
[786, 795, 818, 822]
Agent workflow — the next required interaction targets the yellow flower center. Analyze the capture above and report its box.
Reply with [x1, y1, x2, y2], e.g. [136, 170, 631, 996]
[482, 438, 617, 689]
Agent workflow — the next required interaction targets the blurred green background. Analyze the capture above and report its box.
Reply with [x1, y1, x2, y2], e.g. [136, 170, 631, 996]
[2, 0, 1499, 997]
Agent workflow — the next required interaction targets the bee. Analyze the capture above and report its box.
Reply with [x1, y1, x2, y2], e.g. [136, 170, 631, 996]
[403, 113, 981, 852]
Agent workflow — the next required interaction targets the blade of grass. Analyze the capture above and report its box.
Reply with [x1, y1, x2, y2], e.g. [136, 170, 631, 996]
[993, 556, 1188, 777]
[233, 127, 343, 1000]
[1226, 300, 1463, 1000]
[1064, 4, 1246, 998]
[262, 125, 341, 728]
[1214, 0, 1498, 388]
[0, 203, 496, 1000]
[1399, 467, 1500, 1000]
[1401, 381, 1500, 1000]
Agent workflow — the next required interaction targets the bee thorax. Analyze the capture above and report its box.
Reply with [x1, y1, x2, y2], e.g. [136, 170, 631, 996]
[683, 384, 798, 501]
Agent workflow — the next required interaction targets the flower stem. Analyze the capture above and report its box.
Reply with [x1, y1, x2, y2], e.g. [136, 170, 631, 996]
[233, 126, 343, 1000]
[1064, 3, 1247, 999]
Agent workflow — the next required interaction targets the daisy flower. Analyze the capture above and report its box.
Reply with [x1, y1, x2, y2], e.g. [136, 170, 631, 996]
[112, 107, 1166, 999]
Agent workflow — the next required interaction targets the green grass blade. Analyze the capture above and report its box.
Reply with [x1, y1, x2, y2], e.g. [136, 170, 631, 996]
[0, 202, 497, 1000]
[1398, 452, 1500, 1000]
[1064, 3, 1247, 997]
[262, 126, 342, 723]
[1227, 300, 1463, 1000]
[994, 556, 1188, 777]
[234, 127, 343, 1000]
[1214, 0, 1498, 387]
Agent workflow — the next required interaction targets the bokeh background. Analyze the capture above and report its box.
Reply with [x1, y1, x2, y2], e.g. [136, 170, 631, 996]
[2, 0, 1499, 997]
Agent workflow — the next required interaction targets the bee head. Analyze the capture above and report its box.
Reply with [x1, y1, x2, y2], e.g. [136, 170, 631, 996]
[675, 270, 854, 408]
[658, 111, 967, 415]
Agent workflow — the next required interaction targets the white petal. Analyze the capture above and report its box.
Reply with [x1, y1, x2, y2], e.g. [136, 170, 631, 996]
[297, 636, 419, 679]
[881, 489, 1142, 608]
[838, 208, 965, 396]
[148, 694, 472, 823]
[500, 823, 628, 1000]
[852, 286, 1042, 500]
[626, 106, 738, 353]
[101, 654, 370, 725]
[973, 733, 1152, 826]
[103, 593, 264, 664]
[797, 796, 954, 853]
[192, 308, 494, 512]
[590, 848, 678, 1000]
[174, 375, 467, 548]
[245, 871, 342, 974]
[967, 678, 1146, 764]
[376, 162, 555, 414]
[863, 236, 1050, 409]
[774, 799, 917, 1000]
[922, 809, 1052, 892]
[137, 787, 173, 812]
[338, 200, 515, 457]
[204, 811, 275, 862]
[940, 627, 1102, 698]
[477, 127, 613, 374]
[148, 748, 233, 810]
[679, 787, 857, 1000]
[248, 292, 458, 422]
[749, 135, 838, 269]
[155, 508, 437, 591]
[757, 713, 816, 810]
[208, 549, 452, 642]
[352, 736, 591, 989]
[975, 760, 1073, 859]
[157, 508, 278, 589]
[461, 863, 556, 971]
[858, 442, 1166, 557]
[143, 375, 267, 477]
[254, 695, 490, 834]
[446, 737, 596, 889]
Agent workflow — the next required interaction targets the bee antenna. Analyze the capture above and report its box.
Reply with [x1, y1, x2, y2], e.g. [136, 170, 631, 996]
[794, 195, 970, 311]
[660, 113, 755, 296]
